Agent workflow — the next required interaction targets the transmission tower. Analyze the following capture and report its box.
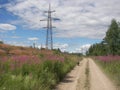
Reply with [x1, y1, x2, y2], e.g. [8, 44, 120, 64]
[40, 4, 56, 50]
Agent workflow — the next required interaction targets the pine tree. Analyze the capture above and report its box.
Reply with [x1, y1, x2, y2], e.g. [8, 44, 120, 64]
[104, 19, 120, 55]
[87, 19, 120, 56]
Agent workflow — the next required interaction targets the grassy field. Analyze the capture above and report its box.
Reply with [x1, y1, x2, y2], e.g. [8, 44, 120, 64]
[95, 56, 120, 88]
[0, 44, 81, 90]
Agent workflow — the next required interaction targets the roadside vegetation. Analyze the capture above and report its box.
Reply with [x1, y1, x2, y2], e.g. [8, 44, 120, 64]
[87, 19, 120, 89]
[85, 60, 90, 90]
[87, 19, 120, 56]
[0, 44, 81, 90]
[95, 56, 120, 88]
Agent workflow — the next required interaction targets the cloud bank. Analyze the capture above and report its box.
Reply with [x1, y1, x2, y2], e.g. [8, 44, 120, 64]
[3, 0, 120, 39]
[54, 43, 69, 52]
[75, 44, 91, 54]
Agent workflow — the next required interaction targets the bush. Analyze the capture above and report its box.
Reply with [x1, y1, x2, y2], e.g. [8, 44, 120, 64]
[0, 41, 3, 44]
[0, 54, 78, 90]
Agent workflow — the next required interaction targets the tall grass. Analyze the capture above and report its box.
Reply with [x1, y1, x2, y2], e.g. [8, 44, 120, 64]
[95, 55, 120, 88]
[0, 54, 78, 90]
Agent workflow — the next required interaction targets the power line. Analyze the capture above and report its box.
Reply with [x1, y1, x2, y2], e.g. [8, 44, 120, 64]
[40, 4, 58, 50]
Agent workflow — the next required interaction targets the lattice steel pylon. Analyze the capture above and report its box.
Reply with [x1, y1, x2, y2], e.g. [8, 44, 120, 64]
[40, 4, 55, 50]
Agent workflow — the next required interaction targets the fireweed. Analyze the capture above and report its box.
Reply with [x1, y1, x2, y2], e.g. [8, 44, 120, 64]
[95, 55, 120, 87]
[0, 54, 79, 90]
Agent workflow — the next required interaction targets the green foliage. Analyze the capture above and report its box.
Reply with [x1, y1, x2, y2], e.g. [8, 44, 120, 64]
[0, 56, 78, 90]
[53, 48, 61, 55]
[104, 19, 120, 55]
[87, 19, 120, 56]
[87, 43, 108, 56]
[1, 61, 11, 73]
[0, 41, 3, 44]
[38, 53, 44, 58]
[0, 74, 36, 90]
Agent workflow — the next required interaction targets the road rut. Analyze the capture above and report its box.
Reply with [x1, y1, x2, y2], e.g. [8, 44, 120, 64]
[55, 58, 116, 90]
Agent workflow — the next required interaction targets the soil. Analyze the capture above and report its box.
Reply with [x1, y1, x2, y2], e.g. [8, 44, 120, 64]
[55, 58, 116, 90]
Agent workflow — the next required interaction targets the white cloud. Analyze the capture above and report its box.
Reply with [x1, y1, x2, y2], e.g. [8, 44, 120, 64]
[54, 43, 69, 52]
[4, 0, 120, 39]
[37, 44, 46, 49]
[6, 41, 29, 47]
[33, 43, 69, 51]
[0, 24, 16, 31]
[28, 37, 39, 41]
[75, 44, 91, 54]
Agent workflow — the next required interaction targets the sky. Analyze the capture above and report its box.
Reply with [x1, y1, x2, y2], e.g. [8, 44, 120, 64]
[0, 0, 120, 53]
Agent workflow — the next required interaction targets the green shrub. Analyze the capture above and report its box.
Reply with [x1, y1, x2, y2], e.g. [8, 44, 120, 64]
[0, 55, 79, 90]
[38, 53, 44, 58]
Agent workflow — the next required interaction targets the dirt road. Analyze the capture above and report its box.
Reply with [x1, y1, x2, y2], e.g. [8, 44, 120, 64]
[55, 58, 116, 90]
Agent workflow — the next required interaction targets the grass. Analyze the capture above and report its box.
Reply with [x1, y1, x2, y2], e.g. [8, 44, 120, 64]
[95, 56, 120, 88]
[84, 60, 90, 90]
[0, 49, 80, 90]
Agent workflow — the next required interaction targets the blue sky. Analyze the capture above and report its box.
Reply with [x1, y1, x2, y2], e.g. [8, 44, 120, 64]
[0, 0, 120, 53]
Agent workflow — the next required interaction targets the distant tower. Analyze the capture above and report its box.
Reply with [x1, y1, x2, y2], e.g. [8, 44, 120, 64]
[33, 42, 35, 48]
[41, 43, 43, 49]
[40, 4, 55, 50]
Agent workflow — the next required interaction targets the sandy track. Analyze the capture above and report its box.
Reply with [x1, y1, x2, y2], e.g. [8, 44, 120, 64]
[89, 58, 116, 90]
[55, 58, 116, 90]
[56, 59, 87, 90]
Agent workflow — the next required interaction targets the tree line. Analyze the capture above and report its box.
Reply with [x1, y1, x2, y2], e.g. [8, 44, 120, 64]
[87, 19, 120, 56]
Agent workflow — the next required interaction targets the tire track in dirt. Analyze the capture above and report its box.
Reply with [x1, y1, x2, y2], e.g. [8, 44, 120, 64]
[76, 58, 88, 90]
[89, 58, 116, 90]
[56, 58, 87, 90]
[84, 60, 90, 90]
[55, 58, 116, 90]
